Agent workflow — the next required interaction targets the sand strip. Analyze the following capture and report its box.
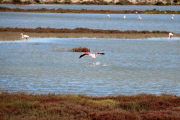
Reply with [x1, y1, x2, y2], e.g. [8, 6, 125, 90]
[1, 32, 180, 41]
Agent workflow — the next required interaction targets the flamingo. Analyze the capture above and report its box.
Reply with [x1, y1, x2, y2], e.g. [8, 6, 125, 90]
[107, 15, 110, 19]
[138, 15, 142, 20]
[172, 14, 175, 17]
[20, 33, 29, 42]
[171, 16, 174, 19]
[124, 15, 126, 19]
[79, 52, 105, 64]
[168, 33, 173, 41]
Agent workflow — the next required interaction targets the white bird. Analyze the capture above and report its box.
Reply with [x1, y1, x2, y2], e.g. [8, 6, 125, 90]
[124, 15, 126, 19]
[172, 14, 175, 17]
[107, 15, 110, 19]
[138, 15, 142, 20]
[79, 52, 105, 64]
[20, 33, 29, 41]
[171, 16, 174, 19]
[168, 33, 173, 41]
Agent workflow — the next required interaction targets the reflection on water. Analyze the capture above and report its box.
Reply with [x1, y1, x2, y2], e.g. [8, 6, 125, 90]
[1, 12, 180, 33]
[0, 38, 180, 96]
[0, 4, 180, 11]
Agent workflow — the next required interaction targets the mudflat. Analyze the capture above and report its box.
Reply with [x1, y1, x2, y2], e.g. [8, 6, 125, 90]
[1, 32, 179, 41]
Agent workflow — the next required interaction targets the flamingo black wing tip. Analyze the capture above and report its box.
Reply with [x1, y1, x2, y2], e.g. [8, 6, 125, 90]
[99, 53, 105, 55]
[79, 54, 86, 58]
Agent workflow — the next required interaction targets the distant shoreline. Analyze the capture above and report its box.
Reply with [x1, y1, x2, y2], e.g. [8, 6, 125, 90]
[0, 7, 180, 14]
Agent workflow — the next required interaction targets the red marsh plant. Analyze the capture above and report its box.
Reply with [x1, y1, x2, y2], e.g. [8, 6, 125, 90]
[69, 47, 91, 52]
[0, 92, 180, 119]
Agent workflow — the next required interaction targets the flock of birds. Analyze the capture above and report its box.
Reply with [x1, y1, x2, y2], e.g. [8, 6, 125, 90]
[171, 14, 175, 19]
[107, 14, 175, 20]
[20, 14, 175, 64]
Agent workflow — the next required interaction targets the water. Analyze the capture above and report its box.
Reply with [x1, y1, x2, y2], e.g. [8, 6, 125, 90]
[0, 38, 180, 96]
[0, 4, 180, 11]
[1, 12, 180, 33]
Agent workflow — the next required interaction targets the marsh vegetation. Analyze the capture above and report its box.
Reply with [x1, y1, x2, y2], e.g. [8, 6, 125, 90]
[0, 92, 180, 120]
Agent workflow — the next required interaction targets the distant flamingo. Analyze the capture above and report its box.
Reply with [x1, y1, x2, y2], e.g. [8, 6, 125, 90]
[138, 15, 142, 20]
[168, 33, 173, 41]
[171, 14, 175, 19]
[20, 33, 29, 42]
[124, 15, 126, 19]
[107, 15, 110, 19]
[79, 52, 105, 64]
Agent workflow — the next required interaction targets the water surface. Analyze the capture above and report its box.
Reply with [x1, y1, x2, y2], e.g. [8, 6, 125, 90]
[1, 12, 180, 33]
[0, 38, 180, 96]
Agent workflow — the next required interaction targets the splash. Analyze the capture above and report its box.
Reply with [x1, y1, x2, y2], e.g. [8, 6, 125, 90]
[95, 61, 100, 65]
[102, 64, 107, 67]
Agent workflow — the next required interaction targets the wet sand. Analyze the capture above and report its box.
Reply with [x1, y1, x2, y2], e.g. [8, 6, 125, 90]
[1, 32, 180, 41]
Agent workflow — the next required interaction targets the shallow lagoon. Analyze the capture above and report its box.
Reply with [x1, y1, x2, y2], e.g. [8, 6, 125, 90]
[0, 38, 180, 96]
[1, 12, 180, 33]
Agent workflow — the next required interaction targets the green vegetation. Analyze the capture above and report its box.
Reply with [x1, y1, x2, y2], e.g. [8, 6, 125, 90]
[174, 0, 178, 3]
[104, 2, 109, 5]
[0, 92, 180, 120]
[12, 0, 22, 4]
[155, 1, 164, 5]
[116, 2, 123, 5]
[64, 0, 71, 4]
[81, 2, 87, 4]
[34, 0, 40, 3]
[166, 2, 171, 5]
[54, 1, 60, 4]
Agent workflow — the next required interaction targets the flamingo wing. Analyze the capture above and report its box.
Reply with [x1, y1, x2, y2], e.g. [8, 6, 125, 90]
[79, 53, 90, 58]
[97, 52, 105, 55]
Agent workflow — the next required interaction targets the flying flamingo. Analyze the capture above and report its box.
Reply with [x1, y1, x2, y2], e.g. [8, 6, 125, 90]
[20, 33, 29, 42]
[124, 15, 126, 19]
[138, 15, 142, 20]
[107, 15, 110, 19]
[168, 33, 173, 41]
[79, 52, 105, 64]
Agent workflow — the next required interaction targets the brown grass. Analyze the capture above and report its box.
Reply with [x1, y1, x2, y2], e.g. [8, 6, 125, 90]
[0, 27, 169, 34]
[0, 92, 180, 120]
[69, 47, 91, 52]
[0, 7, 180, 14]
